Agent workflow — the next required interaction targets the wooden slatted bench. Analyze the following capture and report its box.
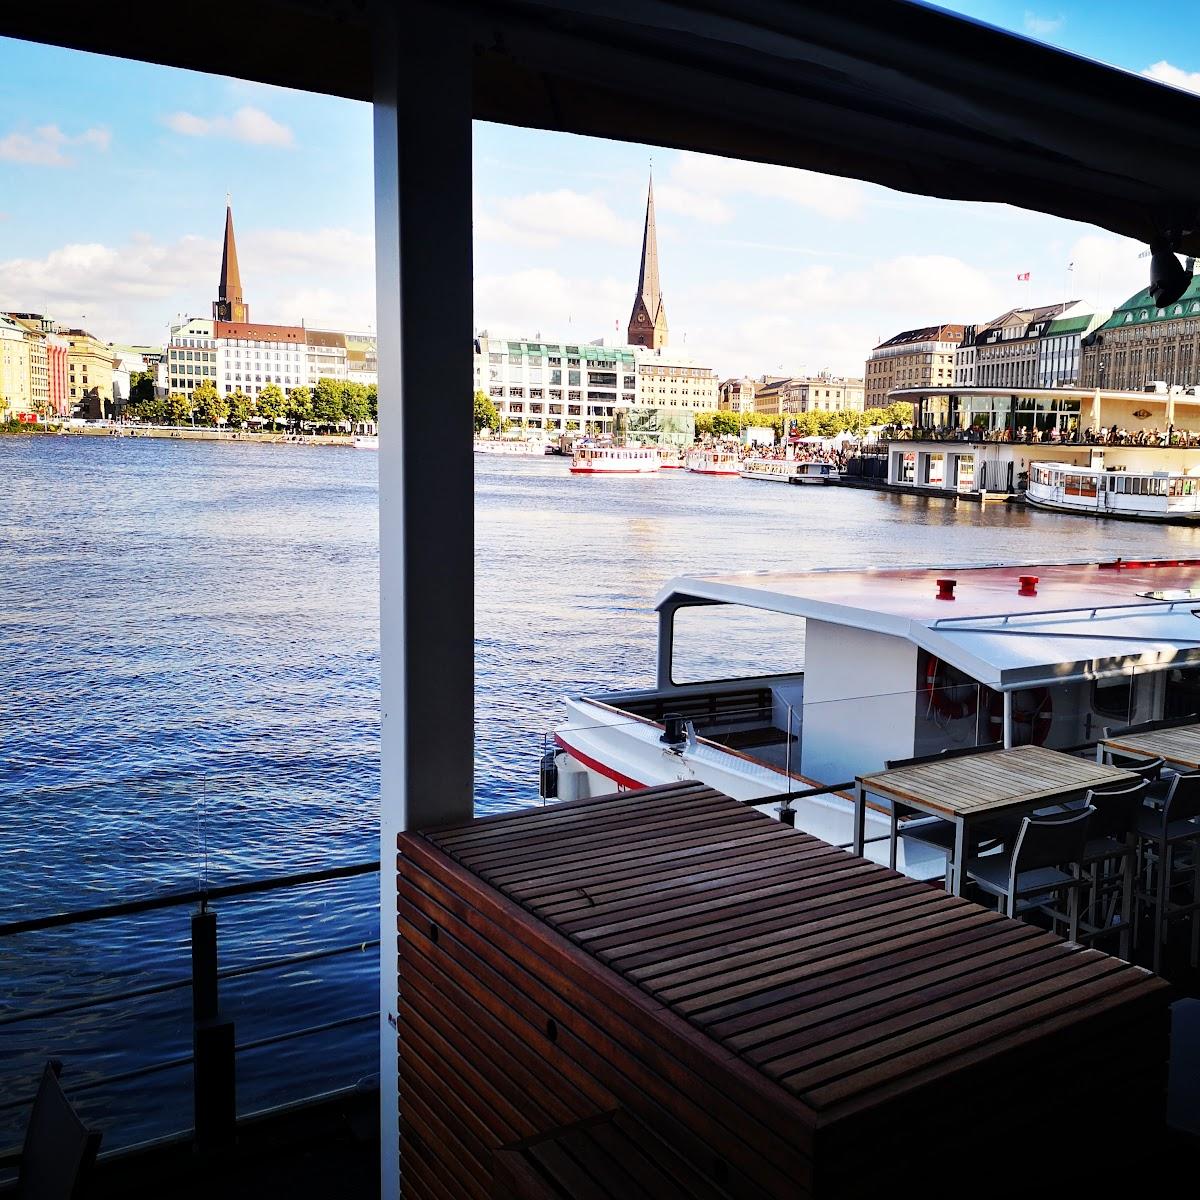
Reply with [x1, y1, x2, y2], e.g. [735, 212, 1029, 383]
[397, 780, 1171, 1199]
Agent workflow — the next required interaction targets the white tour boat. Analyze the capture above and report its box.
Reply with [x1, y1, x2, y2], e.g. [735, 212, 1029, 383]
[353, 435, 379, 450]
[792, 460, 841, 484]
[685, 446, 741, 476]
[474, 436, 545, 456]
[569, 445, 661, 474]
[1026, 461, 1200, 521]
[656, 446, 686, 469]
[740, 457, 802, 483]
[551, 557, 1200, 869]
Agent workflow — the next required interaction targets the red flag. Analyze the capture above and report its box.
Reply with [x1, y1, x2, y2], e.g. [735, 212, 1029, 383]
[1016, 272, 1031, 281]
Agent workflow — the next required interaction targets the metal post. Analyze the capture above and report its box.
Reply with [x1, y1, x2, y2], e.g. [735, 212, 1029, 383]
[1003, 691, 1014, 748]
[374, 4, 474, 1193]
[191, 906, 235, 1152]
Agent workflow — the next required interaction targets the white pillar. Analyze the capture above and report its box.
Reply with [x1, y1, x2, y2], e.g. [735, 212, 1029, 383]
[374, 6, 474, 1194]
[1091, 387, 1101, 430]
[1003, 691, 1014, 749]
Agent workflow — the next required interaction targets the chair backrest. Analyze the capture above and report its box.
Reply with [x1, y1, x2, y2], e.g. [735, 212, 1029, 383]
[1164, 771, 1200, 824]
[1106, 753, 1164, 781]
[17, 1061, 101, 1200]
[1084, 780, 1150, 841]
[1011, 807, 1094, 876]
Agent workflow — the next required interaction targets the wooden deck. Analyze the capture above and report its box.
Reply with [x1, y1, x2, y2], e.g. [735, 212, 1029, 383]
[397, 781, 1172, 1198]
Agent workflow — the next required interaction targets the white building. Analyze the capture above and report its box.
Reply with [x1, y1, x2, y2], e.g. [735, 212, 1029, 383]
[163, 317, 217, 398]
[305, 329, 349, 384]
[475, 334, 637, 435]
[633, 346, 719, 409]
[953, 325, 977, 387]
[215, 320, 306, 399]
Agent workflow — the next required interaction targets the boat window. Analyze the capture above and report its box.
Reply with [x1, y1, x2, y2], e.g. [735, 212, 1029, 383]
[671, 604, 805, 685]
[1092, 675, 1136, 722]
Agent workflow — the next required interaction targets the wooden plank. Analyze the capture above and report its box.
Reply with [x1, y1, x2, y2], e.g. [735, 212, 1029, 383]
[1103, 722, 1200, 769]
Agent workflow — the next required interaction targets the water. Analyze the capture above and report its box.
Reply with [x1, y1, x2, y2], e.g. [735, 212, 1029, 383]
[6, 438, 1200, 1152]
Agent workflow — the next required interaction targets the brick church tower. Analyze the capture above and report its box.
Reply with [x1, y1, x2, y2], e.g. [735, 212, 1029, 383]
[213, 203, 250, 324]
[627, 173, 668, 348]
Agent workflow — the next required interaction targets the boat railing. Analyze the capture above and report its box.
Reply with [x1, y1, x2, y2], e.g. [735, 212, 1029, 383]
[0, 858, 379, 1172]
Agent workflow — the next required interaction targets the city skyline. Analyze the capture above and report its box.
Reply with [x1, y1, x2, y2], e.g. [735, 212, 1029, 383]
[3, 6, 1200, 374]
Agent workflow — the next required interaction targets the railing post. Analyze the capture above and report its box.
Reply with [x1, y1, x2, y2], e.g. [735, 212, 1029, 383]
[191, 904, 235, 1152]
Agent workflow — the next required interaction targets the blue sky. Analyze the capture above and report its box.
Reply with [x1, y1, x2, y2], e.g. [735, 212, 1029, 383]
[3, 4, 1200, 373]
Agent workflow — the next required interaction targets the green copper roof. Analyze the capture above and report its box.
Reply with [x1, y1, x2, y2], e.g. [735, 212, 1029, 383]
[1102, 275, 1200, 329]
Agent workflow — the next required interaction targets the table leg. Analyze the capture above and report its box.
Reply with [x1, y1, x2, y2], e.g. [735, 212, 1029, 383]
[852, 783, 866, 857]
[950, 820, 967, 897]
[888, 803, 898, 871]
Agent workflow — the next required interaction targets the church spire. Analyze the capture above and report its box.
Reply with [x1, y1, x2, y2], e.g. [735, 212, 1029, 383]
[214, 202, 249, 323]
[627, 171, 668, 348]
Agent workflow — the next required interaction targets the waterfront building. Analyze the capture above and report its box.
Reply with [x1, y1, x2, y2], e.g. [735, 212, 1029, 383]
[305, 328, 349, 383]
[718, 377, 757, 412]
[626, 172, 668, 349]
[633, 347, 718, 409]
[953, 325, 977, 387]
[1037, 306, 1109, 388]
[345, 332, 378, 385]
[64, 328, 114, 418]
[477, 333, 636, 435]
[0, 314, 33, 416]
[5, 313, 52, 414]
[46, 332, 68, 415]
[1081, 275, 1200, 392]
[780, 373, 865, 413]
[212, 204, 250, 324]
[751, 375, 795, 415]
[164, 316, 217, 398]
[216, 320, 306, 399]
[974, 301, 1078, 389]
[864, 323, 965, 407]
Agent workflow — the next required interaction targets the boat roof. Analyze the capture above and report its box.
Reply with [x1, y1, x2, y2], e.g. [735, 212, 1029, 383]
[656, 559, 1200, 689]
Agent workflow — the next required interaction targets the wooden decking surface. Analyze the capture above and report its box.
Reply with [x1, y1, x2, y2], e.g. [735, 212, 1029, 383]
[399, 780, 1171, 1197]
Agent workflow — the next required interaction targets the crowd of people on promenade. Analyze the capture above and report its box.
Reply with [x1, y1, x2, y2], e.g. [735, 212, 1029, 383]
[896, 423, 1200, 448]
[694, 439, 851, 468]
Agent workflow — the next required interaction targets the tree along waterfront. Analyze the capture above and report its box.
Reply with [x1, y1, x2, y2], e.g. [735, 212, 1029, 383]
[124, 376, 379, 432]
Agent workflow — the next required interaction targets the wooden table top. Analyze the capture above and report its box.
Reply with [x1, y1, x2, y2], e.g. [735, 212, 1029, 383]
[857, 744, 1137, 819]
[1103, 722, 1200, 770]
[418, 778, 1166, 1123]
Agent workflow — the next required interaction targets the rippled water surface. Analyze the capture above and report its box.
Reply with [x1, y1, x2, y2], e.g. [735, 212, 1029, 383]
[6, 437, 1200, 1151]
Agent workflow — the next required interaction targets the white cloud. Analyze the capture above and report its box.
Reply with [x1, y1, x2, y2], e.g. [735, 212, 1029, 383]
[476, 190, 638, 248]
[1141, 60, 1200, 95]
[653, 184, 732, 225]
[0, 224, 373, 343]
[0, 124, 111, 167]
[1023, 12, 1065, 37]
[475, 268, 629, 341]
[163, 106, 294, 147]
[668, 151, 867, 221]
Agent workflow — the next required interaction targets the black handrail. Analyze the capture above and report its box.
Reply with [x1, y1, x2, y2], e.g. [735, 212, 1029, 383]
[0, 859, 379, 938]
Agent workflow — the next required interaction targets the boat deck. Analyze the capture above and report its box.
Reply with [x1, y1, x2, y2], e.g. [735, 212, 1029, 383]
[397, 781, 1171, 1198]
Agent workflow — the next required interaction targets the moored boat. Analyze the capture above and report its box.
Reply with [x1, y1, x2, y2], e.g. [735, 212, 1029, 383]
[791, 460, 841, 484]
[1026, 461, 1200, 520]
[685, 446, 741, 476]
[656, 445, 685, 469]
[569, 445, 661, 474]
[740, 456, 802, 483]
[353, 435, 379, 450]
[551, 557, 1200, 868]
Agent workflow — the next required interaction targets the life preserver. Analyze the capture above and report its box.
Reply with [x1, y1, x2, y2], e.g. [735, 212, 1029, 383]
[923, 657, 977, 721]
[987, 688, 1053, 745]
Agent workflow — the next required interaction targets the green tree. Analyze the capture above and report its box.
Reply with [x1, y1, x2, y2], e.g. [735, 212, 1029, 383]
[473, 389, 499, 433]
[694, 412, 714, 438]
[191, 379, 229, 427]
[286, 386, 313, 430]
[227, 388, 254, 429]
[165, 391, 193, 426]
[709, 411, 741, 438]
[342, 381, 370, 426]
[311, 378, 345, 429]
[258, 383, 286, 428]
[129, 370, 156, 406]
[366, 384, 379, 424]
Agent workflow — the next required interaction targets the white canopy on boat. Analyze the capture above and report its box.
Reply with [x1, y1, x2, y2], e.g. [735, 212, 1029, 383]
[655, 558, 1200, 690]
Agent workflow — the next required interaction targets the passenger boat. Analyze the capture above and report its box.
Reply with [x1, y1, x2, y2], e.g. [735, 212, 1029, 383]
[739, 456, 801, 483]
[551, 557, 1200, 866]
[474, 436, 544, 456]
[792, 460, 841, 484]
[656, 445, 685, 469]
[1026, 461, 1200, 521]
[352, 435, 379, 450]
[685, 446, 741, 476]
[569, 445, 661, 474]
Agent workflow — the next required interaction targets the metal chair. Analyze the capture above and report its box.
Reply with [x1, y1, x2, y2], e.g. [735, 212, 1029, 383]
[16, 1060, 101, 1200]
[1076, 779, 1150, 961]
[1134, 771, 1200, 974]
[964, 807, 1094, 942]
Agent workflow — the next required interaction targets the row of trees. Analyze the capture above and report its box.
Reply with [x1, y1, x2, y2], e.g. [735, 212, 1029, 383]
[696, 402, 915, 440]
[126, 378, 379, 431]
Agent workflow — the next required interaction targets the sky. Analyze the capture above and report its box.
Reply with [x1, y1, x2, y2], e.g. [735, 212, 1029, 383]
[3, 4, 1200, 374]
